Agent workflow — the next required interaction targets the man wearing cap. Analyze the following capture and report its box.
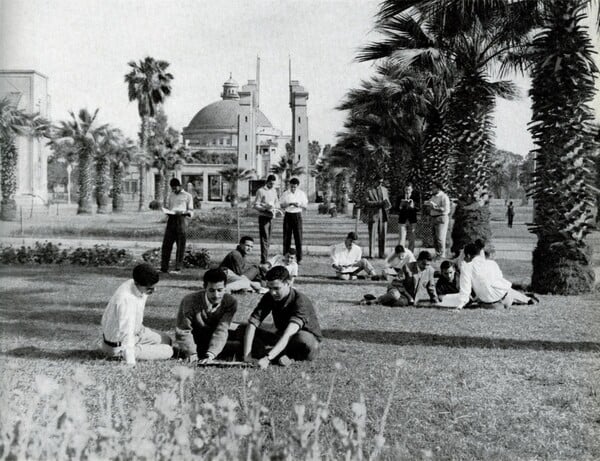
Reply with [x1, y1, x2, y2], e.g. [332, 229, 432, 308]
[100, 263, 173, 365]
[280, 177, 308, 263]
[363, 176, 391, 259]
[161, 178, 194, 274]
[253, 174, 280, 264]
[330, 232, 379, 280]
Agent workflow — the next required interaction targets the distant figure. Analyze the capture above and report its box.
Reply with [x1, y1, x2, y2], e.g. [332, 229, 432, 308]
[280, 177, 308, 263]
[100, 264, 173, 364]
[253, 174, 280, 264]
[507, 201, 515, 228]
[426, 181, 451, 259]
[243, 266, 322, 368]
[396, 182, 420, 252]
[330, 232, 379, 280]
[363, 176, 391, 258]
[219, 236, 266, 293]
[362, 267, 414, 307]
[161, 178, 194, 274]
[382, 245, 416, 280]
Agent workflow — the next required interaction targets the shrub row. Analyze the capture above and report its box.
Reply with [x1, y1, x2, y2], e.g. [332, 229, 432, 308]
[142, 247, 211, 269]
[0, 242, 133, 266]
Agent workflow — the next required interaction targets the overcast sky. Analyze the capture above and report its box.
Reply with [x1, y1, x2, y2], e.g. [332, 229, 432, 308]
[1, 0, 598, 156]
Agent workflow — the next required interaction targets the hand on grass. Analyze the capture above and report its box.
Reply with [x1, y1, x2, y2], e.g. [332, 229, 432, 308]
[198, 357, 213, 365]
[258, 356, 271, 369]
[187, 354, 198, 364]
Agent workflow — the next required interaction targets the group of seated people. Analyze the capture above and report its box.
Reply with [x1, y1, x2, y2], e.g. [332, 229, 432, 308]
[99, 234, 537, 367]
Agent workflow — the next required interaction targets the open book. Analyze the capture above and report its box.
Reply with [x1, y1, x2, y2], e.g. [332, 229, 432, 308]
[161, 207, 175, 215]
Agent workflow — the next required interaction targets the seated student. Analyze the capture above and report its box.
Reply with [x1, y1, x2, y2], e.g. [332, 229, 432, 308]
[403, 250, 440, 305]
[100, 263, 173, 365]
[243, 266, 322, 368]
[219, 236, 267, 293]
[330, 232, 379, 280]
[436, 260, 460, 296]
[265, 248, 299, 284]
[175, 268, 239, 364]
[382, 244, 416, 280]
[362, 268, 414, 307]
[454, 243, 538, 310]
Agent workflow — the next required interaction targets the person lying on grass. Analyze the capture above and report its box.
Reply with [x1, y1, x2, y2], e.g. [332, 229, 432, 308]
[382, 244, 416, 280]
[330, 231, 380, 280]
[450, 243, 539, 310]
[175, 268, 241, 365]
[242, 266, 322, 369]
[219, 236, 268, 294]
[361, 266, 414, 307]
[100, 263, 173, 365]
[436, 260, 460, 297]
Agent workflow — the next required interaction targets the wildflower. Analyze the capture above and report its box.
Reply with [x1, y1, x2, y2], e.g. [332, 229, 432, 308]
[217, 395, 238, 412]
[374, 435, 385, 449]
[154, 391, 179, 420]
[172, 365, 195, 381]
[331, 417, 348, 437]
[334, 362, 342, 370]
[137, 381, 147, 391]
[73, 368, 95, 386]
[395, 358, 406, 368]
[193, 438, 204, 449]
[234, 424, 253, 437]
[35, 375, 59, 396]
[194, 414, 205, 429]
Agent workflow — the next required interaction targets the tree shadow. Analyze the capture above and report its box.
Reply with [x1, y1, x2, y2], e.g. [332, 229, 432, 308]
[1, 346, 106, 361]
[322, 329, 600, 353]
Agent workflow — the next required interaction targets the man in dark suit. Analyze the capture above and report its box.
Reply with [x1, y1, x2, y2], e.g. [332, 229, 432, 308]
[363, 176, 391, 258]
[396, 182, 420, 252]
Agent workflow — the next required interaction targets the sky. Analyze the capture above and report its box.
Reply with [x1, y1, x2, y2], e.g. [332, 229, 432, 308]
[1, 0, 598, 157]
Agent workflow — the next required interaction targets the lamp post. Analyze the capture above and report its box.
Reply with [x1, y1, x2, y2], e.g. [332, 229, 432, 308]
[66, 163, 72, 205]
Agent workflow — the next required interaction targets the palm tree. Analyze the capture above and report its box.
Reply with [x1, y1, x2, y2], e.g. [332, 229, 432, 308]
[111, 136, 137, 212]
[50, 109, 107, 214]
[270, 143, 306, 189]
[95, 127, 122, 214]
[0, 98, 49, 220]
[124, 56, 174, 210]
[219, 167, 255, 207]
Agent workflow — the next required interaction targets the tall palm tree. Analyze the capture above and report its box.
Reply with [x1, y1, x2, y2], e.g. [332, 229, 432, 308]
[111, 136, 137, 212]
[219, 167, 255, 207]
[95, 126, 122, 214]
[50, 109, 106, 214]
[0, 98, 49, 220]
[124, 56, 174, 210]
[270, 143, 306, 189]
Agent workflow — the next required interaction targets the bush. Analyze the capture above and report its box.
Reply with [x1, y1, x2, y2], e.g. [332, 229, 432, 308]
[68, 245, 134, 266]
[142, 247, 161, 265]
[183, 248, 211, 268]
[149, 200, 161, 211]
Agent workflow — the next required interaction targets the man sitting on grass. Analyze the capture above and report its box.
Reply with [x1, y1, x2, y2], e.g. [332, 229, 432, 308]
[403, 250, 440, 305]
[330, 232, 379, 280]
[100, 263, 173, 365]
[382, 244, 416, 280]
[243, 266, 322, 369]
[264, 248, 299, 285]
[219, 236, 267, 294]
[175, 268, 240, 364]
[436, 261, 460, 296]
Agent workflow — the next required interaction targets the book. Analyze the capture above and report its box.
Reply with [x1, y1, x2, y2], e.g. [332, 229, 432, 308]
[161, 207, 175, 215]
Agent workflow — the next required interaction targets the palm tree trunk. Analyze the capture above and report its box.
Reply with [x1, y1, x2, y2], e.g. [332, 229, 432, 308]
[78, 147, 94, 214]
[138, 162, 146, 211]
[138, 115, 150, 211]
[156, 170, 165, 204]
[0, 139, 19, 221]
[112, 163, 124, 212]
[95, 156, 111, 214]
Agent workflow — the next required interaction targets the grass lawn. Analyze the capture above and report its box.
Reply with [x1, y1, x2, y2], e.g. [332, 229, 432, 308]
[1, 257, 599, 459]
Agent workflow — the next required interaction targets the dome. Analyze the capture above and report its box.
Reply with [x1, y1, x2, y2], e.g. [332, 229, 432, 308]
[186, 100, 273, 130]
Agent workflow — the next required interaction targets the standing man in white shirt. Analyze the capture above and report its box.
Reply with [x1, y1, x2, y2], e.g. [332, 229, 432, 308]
[427, 181, 451, 259]
[454, 243, 538, 310]
[100, 263, 173, 365]
[280, 177, 308, 263]
[330, 232, 379, 280]
[161, 178, 194, 274]
[253, 174, 280, 264]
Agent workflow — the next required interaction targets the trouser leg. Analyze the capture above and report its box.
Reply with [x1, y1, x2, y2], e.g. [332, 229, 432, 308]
[161, 219, 177, 271]
[355, 258, 375, 276]
[258, 216, 272, 264]
[378, 220, 387, 258]
[293, 214, 303, 262]
[135, 327, 173, 360]
[285, 330, 320, 361]
[174, 217, 186, 270]
[283, 213, 292, 255]
[399, 223, 407, 247]
[368, 222, 375, 258]
[508, 288, 531, 304]
[407, 222, 416, 252]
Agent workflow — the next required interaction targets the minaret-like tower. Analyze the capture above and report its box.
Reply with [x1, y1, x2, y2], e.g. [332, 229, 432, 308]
[289, 60, 312, 199]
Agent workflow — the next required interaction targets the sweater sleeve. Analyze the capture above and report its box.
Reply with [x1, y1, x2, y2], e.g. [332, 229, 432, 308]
[248, 295, 272, 328]
[206, 296, 237, 358]
[175, 296, 198, 356]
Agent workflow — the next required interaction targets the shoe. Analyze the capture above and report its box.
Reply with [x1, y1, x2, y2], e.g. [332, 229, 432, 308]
[370, 275, 381, 281]
[363, 294, 377, 301]
[527, 293, 540, 304]
[277, 355, 294, 367]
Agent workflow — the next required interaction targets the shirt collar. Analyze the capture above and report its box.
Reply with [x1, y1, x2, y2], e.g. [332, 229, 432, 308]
[131, 280, 145, 299]
[204, 292, 220, 312]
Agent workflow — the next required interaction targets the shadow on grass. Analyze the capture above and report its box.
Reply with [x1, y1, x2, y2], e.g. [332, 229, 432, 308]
[323, 329, 600, 352]
[1, 346, 106, 361]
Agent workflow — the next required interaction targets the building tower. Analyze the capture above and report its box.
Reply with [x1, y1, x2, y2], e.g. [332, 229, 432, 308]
[289, 62, 312, 199]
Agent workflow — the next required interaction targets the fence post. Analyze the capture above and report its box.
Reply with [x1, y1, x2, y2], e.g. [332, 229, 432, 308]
[355, 209, 360, 235]
[236, 208, 241, 243]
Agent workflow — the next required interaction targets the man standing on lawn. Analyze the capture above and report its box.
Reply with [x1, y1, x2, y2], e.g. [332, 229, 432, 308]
[100, 263, 173, 364]
[243, 266, 322, 368]
[363, 175, 391, 259]
[426, 181, 451, 260]
[280, 177, 308, 263]
[253, 174, 280, 264]
[330, 232, 379, 280]
[175, 268, 240, 364]
[161, 178, 193, 274]
[219, 236, 266, 293]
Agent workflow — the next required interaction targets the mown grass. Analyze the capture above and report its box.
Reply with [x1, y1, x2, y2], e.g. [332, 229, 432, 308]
[1, 257, 599, 459]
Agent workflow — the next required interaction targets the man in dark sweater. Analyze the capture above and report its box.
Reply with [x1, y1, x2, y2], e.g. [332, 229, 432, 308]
[436, 260, 460, 296]
[219, 236, 265, 293]
[175, 268, 239, 363]
[243, 266, 322, 368]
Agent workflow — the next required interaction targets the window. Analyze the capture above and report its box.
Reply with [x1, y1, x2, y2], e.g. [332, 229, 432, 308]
[219, 138, 224, 145]
[208, 175, 223, 201]
[245, 154, 247, 161]
[245, 116, 248, 122]
[245, 135, 248, 141]
[298, 116, 301, 124]
[226, 138, 232, 145]
[298, 136, 301, 142]
[181, 175, 204, 205]
[298, 155, 301, 162]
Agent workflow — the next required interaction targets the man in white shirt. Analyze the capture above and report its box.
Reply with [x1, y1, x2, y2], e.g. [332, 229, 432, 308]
[280, 178, 308, 263]
[426, 181, 451, 259]
[161, 178, 194, 274]
[266, 248, 299, 284]
[253, 174, 280, 264]
[382, 244, 416, 280]
[454, 243, 538, 310]
[100, 264, 173, 365]
[330, 232, 378, 280]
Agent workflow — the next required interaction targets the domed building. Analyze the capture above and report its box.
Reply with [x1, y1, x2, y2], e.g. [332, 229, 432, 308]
[177, 60, 311, 206]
